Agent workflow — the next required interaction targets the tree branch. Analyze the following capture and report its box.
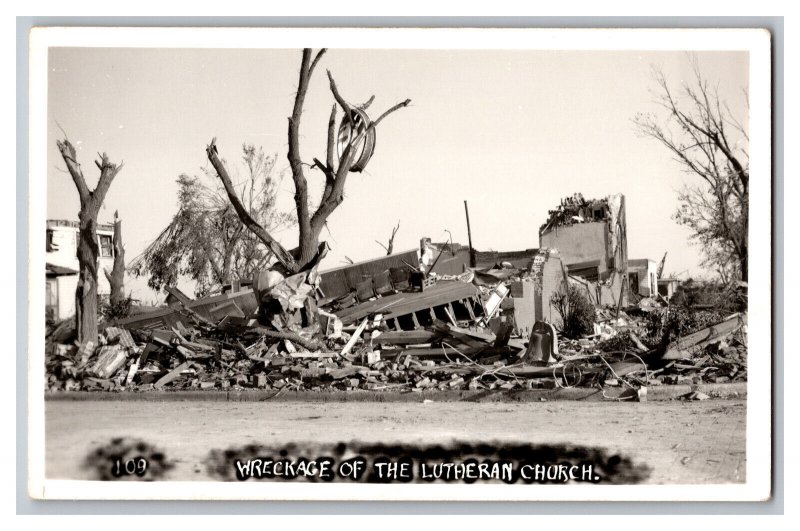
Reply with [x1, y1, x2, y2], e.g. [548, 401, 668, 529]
[56, 139, 90, 202]
[325, 104, 336, 171]
[206, 138, 297, 272]
[371, 99, 412, 128]
[638, 63, 748, 281]
[327, 70, 352, 125]
[310, 83, 410, 234]
[308, 48, 327, 78]
[287, 49, 323, 264]
[358, 95, 375, 110]
[93, 152, 124, 207]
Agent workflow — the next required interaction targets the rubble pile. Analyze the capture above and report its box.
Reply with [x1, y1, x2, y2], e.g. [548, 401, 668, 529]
[45, 225, 748, 397]
[558, 308, 748, 389]
[538, 193, 614, 233]
[45, 314, 533, 393]
[45, 276, 747, 395]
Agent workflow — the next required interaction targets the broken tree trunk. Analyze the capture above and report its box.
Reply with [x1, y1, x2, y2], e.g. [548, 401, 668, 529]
[376, 221, 400, 255]
[57, 138, 123, 345]
[76, 211, 101, 345]
[104, 210, 125, 306]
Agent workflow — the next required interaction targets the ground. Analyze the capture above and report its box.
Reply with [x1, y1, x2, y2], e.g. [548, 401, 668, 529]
[45, 398, 746, 484]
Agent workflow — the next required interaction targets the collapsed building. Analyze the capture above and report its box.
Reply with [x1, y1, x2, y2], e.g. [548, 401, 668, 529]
[539, 193, 629, 309]
[317, 243, 566, 338]
[45, 191, 747, 396]
[104, 193, 634, 340]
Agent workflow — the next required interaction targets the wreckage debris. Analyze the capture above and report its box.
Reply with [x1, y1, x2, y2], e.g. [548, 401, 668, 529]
[46, 293, 747, 397]
[45, 235, 747, 397]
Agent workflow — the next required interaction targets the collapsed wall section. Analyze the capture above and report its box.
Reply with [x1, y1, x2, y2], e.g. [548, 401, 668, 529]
[538, 193, 628, 308]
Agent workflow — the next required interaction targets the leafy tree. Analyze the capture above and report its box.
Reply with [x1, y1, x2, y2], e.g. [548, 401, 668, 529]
[130, 144, 293, 297]
[634, 59, 749, 281]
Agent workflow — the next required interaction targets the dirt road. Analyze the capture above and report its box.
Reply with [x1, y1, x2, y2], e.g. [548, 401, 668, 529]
[45, 398, 745, 484]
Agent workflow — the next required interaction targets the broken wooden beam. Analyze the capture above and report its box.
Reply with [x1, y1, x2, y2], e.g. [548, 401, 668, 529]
[288, 352, 337, 359]
[154, 362, 191, 389]
[372, 330, 438, 345]
[661, 313, 745, 360]
[341, 318, 368, 357]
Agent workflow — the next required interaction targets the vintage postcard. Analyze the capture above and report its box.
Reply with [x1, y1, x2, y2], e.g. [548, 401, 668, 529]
[27, 26, 772, 501]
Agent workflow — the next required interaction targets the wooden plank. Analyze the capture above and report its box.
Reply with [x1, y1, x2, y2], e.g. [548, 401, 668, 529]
[341, 318, 368, 356]
[289, 352, 337, 359]
[463, 298, 477, 321]
[446, 303, 458, 326]
[432, 320, 495, 343]
[373, 330, 437, 345]
[392, 347, 461, 359]
[662, 314, 745, 360]
[115, 288, 257, 329]
[420, 364, 603, 378]
[165, 285, 193, 305]
[209, 300, 245, 320]
[137, 343, 158, 366]
[335, 281, 477, 325]
[386, 282, 477, 314]
[176, 345, 211, 359]
[154, 362, 191, 389]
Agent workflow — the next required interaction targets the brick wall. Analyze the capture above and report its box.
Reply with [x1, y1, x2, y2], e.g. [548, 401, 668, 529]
[509, 252, 566, 337]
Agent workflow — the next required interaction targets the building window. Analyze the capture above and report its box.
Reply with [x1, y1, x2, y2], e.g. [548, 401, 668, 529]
[46, 229, 55, 252]
[99, 234, 113, 257]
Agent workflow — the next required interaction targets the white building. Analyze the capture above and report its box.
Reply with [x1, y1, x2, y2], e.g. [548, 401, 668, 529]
[627, 258, 659, 298]
[45, 219, 116, 321]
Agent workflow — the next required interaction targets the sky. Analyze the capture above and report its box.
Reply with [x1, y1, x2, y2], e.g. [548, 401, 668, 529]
[45, 47, 749, 303]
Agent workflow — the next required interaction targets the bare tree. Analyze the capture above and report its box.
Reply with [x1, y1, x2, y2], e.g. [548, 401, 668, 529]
[376, 221, 400, 255]
[56, 139, 123, 344]
[103, 210, 125, 306]
[206, 48, 411, 274]
[634, 60, 749, 281]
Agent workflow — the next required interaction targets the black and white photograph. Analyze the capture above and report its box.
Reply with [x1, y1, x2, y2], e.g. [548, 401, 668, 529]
[26, 26, 773, 501]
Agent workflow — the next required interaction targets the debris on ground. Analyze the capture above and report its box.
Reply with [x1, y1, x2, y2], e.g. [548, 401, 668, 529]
[45, 234, 747, 397]
[46, 284, 747, 397]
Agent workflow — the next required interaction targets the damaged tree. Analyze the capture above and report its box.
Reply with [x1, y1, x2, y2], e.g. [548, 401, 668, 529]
[634, 61, 749, 281]
[376, 221, 400, 255]
[130, 145, 292, 296]
[56, 139, 124, 344]
[103, 210, 125, 307]
[206, 48, 411, 274]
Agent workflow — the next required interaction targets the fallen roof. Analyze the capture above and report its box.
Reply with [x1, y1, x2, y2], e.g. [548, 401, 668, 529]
[334, 280, 479, 326]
